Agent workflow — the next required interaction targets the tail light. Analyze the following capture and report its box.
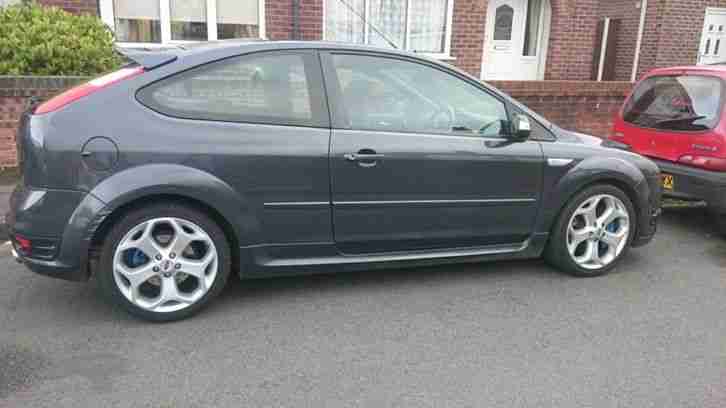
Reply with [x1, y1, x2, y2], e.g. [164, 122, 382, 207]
[14, 235, 31, 255]
[35, 66, 145, 115]
[678, 155, 726, 172]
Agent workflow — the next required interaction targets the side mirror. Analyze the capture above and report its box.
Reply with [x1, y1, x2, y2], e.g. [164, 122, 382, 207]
[511, 114, 531, 140]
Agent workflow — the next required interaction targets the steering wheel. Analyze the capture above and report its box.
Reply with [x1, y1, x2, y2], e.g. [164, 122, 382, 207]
[427, 104, 456, 131]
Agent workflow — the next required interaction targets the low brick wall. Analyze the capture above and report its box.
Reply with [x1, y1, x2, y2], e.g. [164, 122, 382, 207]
[0, 77, 633, 168]
[490, 80, 633, 138]
[0, 76, 87, 167]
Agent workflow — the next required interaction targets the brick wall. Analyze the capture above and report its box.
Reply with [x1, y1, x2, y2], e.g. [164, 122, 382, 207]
[545, 0, 600, 80]
[652, 0, 726, 71]
[490, 80, 632, 137]
[266, 0, 323, 41]
[36, 0, 97, 14]
[0, 77, 87, 168]
[450, 0, 488, 76]
[600, 0, 726, 82]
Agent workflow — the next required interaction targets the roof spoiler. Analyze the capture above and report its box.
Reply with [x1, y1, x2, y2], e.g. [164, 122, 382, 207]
[115, 46, 179, 70]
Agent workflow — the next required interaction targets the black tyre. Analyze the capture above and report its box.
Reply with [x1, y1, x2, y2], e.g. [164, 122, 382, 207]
[96, 203, 231, 322]
[545, 184, 636, 277]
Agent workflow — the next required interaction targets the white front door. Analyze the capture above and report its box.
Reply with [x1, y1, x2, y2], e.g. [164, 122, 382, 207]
[699, 8, 726, 65]
[482, 0, 550, 80]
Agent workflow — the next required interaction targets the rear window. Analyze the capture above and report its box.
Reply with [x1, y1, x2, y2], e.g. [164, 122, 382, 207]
[622, 75, 723, 131]
[138, 51, 326, 127]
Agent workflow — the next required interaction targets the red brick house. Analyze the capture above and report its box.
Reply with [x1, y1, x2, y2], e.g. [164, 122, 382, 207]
[15, 0, 726, 81]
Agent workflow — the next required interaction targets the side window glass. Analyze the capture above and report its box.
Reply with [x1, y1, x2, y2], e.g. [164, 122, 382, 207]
[331, 54, 509, 138]
[139, 52, 322, 127]
[623, 75, 722, 131]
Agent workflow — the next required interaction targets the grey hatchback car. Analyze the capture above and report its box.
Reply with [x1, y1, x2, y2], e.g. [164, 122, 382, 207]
[8, 41, 662, 321]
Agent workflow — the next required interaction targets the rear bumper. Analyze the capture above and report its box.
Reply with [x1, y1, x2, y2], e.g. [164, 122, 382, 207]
[6, 184, 106, 282]
[653, 158, 726, 213]
[9, 242, 84, 281]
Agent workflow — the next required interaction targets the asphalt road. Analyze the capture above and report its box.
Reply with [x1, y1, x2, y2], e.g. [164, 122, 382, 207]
[1, 206, 726, 408]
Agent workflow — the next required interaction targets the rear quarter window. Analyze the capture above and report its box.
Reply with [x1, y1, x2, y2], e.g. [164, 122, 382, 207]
[137, 51, 327, 127]
[623, 74, 723, 131]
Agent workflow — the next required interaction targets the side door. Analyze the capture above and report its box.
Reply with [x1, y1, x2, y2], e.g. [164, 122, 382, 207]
[320, 52, 544, 254]
[482, 0, 527, 80]
[137, 50, 332, 247]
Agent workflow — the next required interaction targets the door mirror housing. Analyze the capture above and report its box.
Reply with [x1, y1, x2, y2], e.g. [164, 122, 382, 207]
[511, 114, 531, 140]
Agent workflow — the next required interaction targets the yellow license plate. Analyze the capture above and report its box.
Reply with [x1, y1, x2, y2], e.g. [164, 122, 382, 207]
[662, 174, 674, 191]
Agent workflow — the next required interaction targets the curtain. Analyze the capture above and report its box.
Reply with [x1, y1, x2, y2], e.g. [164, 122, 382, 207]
[325, 0, 365, 43]
[409, 0, 447, 53]
[368, 0, 406, 48]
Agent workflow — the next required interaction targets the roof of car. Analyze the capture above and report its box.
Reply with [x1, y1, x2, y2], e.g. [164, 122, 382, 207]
[645, 64, 726, 78]
[176, 39, 422, 59]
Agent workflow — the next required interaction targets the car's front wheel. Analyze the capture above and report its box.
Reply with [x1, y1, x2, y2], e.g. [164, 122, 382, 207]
[545, 184, 635, 277]
[96, 203, 231, 321]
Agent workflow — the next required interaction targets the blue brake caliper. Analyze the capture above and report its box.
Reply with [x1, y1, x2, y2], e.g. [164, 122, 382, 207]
[599, 220, 619, 253]
[124, 248, 148, 268]
[606, 219, 618, 233]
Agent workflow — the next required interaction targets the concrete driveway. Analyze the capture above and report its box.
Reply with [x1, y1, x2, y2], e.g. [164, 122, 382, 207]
[1, 206, 725, 408]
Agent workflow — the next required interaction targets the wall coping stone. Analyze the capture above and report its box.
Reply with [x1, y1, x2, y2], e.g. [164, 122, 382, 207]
[487, 80, 633, 98]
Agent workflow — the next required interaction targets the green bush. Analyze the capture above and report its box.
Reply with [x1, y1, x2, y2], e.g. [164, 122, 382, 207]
[0, 3, 122, 76]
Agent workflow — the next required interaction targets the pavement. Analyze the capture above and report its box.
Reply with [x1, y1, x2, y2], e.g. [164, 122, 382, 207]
[0, 182, 13, 241]
[0, 205, 725, 407]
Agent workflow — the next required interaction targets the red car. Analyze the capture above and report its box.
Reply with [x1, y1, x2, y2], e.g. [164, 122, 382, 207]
[611, 65, 726, 231]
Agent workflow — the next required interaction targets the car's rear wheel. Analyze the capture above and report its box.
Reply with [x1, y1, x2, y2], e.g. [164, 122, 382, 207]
[96, 203, 231, 322]
[545, 184, 635, 277]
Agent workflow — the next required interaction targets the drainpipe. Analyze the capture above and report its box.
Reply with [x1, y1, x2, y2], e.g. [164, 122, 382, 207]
[631, 0, 648, 82]
[292, 0, 301, 40]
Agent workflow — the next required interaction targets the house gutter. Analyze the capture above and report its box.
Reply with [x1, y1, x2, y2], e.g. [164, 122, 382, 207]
[631, 0, 648, 82]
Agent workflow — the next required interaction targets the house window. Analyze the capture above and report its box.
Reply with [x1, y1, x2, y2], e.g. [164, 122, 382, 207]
[100, 0, 265, 46]
[113, 1, 162, 43]
[324, 0, 455, 57]
[170, 0, 208, 41]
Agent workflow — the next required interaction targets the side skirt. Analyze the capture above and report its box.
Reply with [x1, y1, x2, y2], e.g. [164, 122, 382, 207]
[238, 233, 549, 279]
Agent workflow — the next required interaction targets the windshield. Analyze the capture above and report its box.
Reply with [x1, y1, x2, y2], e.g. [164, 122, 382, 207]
[622, 75, 723, 131]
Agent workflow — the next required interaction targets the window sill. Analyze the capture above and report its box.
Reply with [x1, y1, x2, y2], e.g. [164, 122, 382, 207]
[116, 39, 265, 49]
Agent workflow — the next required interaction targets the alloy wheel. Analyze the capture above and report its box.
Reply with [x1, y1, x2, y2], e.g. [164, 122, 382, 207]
[112, 217, 218, 313]
[566, 194, 630, 270]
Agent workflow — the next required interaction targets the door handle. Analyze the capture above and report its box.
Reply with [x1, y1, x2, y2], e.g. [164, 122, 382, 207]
[344, 153, 385, 161]
[344, 150, 384, 168]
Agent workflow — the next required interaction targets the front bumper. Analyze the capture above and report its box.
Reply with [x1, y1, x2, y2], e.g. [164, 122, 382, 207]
[630, 173, 662, 248]
[653, 158, 726, 213]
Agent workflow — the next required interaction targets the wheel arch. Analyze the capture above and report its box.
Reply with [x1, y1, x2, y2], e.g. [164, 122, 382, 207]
[88, 193, 241, 278]
[537, 157, 647, 236]
[79, 164, 254, 279]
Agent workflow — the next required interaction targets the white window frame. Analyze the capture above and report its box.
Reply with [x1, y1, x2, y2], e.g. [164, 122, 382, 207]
[322, 0, 455, 60]
[99, 0, 266, 48]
